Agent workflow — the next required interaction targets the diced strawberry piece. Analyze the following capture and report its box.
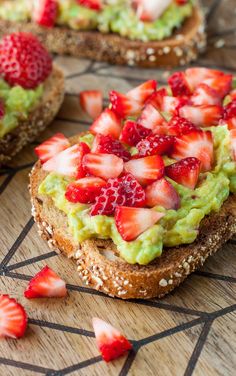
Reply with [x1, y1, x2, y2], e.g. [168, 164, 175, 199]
[137, 134, 175, 157]
[145, 178, 180, 209]
[33, 0, 58, 28]
[24, 266, 67, 299]
[83, 153, 124, 180]
[43, 142, 90, 178]
[127, 80, 157, 104]
[219, 118, 236, 130]
[179, 105, 223, 126]
[191, 83, 221, 106]
[92, 317, 132, 362]
[147, 88, 167, 109]
[175, 0, 188, 4]
[167, 116, 197, 136]
[165, 157, 201, 190]
[92, 134, 131, 162]
[91, 173, 146, 216]
[35, 133, 70, 164]
[203, 74, 232, 98]
[0, 295, 27, 339]
[115, 206, 164, 241]
[185, 67, 224, 90]
[229, 129, 236, 161]
[150, 89, 187, 115]
[230, 89, 236, 101]
[170, 129, 213, 172]
[120, 120, 152, 146]
[80, 90, 103, 120]
[90, 108, 122, 139]
[124, 155, 164, 186]
[0, 100, 4, 118]
[110, 90, 142, 118]
[77, 0, 102, 11]
[134, 0, 172, 22]
[65, 177, 106, 204]
[137, 103, 167, 133]
[223, 99, 236, 120]
[168, 71, 191, 97]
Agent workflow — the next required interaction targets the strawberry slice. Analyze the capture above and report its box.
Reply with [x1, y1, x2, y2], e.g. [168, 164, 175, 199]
[167, 116, 197, 136]
[124, 155, 164, 185]
[219, 117, 236, 130]
[137, 134, 175, 157]
[230, 129, 236, 161]
[127, 80, 157, 104]
[115, 206, 164, 241]
[80, 90, 103, 120]
[90, 108, 122, 139]
[92, 317, 132, 362]
[43, 142, 90, 178]
[65, 177, 106, 204]
[145, 178, 180, 209]
[137, 103, 167, 133]
[168, 71, 191, 97]
[149, 89, 186, 115]
[0, 295, 27, 339]
[83, 153, 124, 180]
[166, 157, 201, 189]
[185, 67, 224, 90]
[24, 266, 67, 299]
[147, 87, 167, 108]
[223, 99, 236, 120]
[171, 129, 213, 172]
[230, 89, 236, 101]
[77, 0, 102, 11]
[92, 134, 131, 161]
[120, 120, 152, 146]
[191, 83, 221, 106]
[109, 90, 141, 118]
[35, 133, 70, 164]
[32, 0, 58, 28]
[179, 105, 223, 127]
[203, 74, 232, 98]
[134, 0, 172, 22]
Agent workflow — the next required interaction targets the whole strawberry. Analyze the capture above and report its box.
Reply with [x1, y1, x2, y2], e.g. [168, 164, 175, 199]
[0, 33, 52, 89]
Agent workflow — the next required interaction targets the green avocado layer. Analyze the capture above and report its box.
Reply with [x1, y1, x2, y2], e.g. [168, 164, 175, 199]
[39, 126, 236, 265]
[0, 0, 193, 42]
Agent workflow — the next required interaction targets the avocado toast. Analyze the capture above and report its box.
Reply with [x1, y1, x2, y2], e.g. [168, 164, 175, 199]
[0, 0, 206, 68]
[30, 67, 236, 299]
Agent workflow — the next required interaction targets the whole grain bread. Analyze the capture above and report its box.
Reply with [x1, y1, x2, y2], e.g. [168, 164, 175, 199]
[0, 6, 206, 68]
[0, 65, 65, 164]
[29, 134, 236, 300]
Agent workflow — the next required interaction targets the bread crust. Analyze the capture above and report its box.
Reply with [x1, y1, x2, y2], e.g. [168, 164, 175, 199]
[29, 134, 236, 300]
[0, 6, 206, 68]
[0, 65, 65, 164]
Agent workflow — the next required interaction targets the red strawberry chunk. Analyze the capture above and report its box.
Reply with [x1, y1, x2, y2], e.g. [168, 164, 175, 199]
[185, 67, 224, 90]
[0, 32, 52, 89]
[124, 155, 164, 185]
[77, 0, 102, 11]
[203, 74, 232, 98]
[171, 129, 213, 172]
[179, 105, 223, 127]
[168, 71, 191, 97]
[120, 120, 152, 146]
[43, 142, 90, 178]
[134, 0, 172, 22]
[0, 295, 27, 339]
[165, 157, 201, 190]
[145, 178, 180, 210]
[127, 80, 157, 104]
[80, 90, 103, 120]
[147, 87, 167, 108]
[65, 177, 106, 204]
[83, 153, 124, 180]
[115, 206, 164, 241]
[90, 108, 122, 139]
[33, 0, 58, 28]
[150, 89, 184, 115]
[167, 116, 197, 136]
[137, 134, 175, 157]
[230, 129, 236, 161]
[110, 90, 142, 118]
[191, 83, 221, 106]
[137, 103, 167, 133]
[24, 266, 67, 299]
[223, 99, 236, 120]
[230, 89, 236, 101]
[219, 117, 236, 130]
[175, 0, 188, 4]
[92, 317, 132, 362]
[92, 134, 131, 161]
[0, 99, 4, 118]
[35, 133, 70, 164]
[120, 173, 146, 207]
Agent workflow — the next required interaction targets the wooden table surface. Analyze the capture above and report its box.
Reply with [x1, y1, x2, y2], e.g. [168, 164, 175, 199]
[0, 1, 236, 375]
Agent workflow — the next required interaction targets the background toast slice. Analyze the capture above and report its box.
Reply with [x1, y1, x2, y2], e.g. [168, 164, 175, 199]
[0, 65, 65, 164]
[0, 6, 206, 68]
[29, 134, 236, 300]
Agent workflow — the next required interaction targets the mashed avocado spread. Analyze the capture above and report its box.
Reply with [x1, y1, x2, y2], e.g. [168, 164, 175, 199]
[39, 126, 236, 265]
[0, 79, 43, 138]
[0, 0, 193, 42]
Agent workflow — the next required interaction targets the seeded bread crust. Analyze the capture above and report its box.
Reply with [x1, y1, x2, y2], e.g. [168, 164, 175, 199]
[0, 6, 205, 68]
[29, 134, 236, 300]
[0, 65, 65, 164]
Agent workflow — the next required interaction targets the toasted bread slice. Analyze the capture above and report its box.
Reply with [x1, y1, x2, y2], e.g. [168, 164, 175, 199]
[0, 6, 206, 68]
[0, 65, 65, 164]
[29, 134, 236, 300]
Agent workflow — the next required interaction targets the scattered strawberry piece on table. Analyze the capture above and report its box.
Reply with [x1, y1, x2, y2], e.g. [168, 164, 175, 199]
[0, 294, 27, 338]
[80, 90, 103, 120]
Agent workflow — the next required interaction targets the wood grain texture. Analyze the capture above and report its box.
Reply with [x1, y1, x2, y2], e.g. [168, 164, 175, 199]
[0, 0, 236, 375]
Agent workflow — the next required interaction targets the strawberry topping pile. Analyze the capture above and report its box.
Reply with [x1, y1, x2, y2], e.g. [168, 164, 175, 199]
[36, 67, 236, 242]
